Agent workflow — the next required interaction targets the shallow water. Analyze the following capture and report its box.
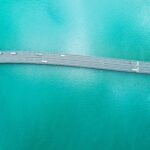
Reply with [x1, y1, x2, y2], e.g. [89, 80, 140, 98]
[0, 0, 150, 150]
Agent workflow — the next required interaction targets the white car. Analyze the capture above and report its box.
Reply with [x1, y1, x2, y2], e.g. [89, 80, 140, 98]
[10, 52, 17, 55]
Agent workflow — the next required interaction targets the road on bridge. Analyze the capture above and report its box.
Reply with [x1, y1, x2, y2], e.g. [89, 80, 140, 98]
[0, 51, 150, 74]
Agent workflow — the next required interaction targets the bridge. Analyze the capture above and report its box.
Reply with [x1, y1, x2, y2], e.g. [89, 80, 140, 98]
[0, 51, 150, 74]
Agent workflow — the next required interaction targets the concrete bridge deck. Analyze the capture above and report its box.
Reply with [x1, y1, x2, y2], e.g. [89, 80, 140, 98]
[0, 51, 150, 74]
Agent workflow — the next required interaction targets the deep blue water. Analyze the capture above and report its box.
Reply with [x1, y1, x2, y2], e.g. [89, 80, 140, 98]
[0, 0, 150, 150]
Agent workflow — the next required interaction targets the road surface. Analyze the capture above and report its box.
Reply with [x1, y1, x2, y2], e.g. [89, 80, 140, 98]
[0, 51, 150, 74]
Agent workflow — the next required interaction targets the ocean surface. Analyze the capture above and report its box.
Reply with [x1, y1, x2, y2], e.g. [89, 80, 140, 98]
[0, 0, 150, 150]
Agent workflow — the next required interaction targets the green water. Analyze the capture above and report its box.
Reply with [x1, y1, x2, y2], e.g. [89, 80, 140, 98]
[0, 0, 150, 150]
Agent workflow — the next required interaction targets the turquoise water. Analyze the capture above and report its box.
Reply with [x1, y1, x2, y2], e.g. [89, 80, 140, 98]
[0, 0, 150, 150]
